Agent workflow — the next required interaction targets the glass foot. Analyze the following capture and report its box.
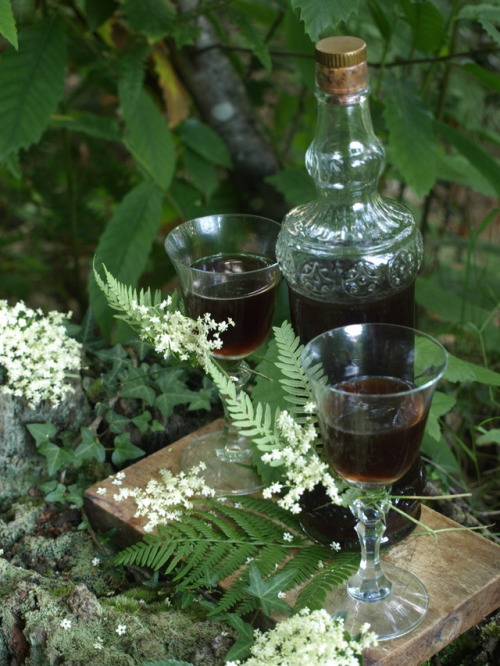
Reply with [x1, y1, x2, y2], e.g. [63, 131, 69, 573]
[323, 562, 429, 641]
[180, 429, 264, 496]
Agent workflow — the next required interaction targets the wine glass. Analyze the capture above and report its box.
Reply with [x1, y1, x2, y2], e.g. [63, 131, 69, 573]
[301, 323, 447, 640]
[165, 214, 281, 495]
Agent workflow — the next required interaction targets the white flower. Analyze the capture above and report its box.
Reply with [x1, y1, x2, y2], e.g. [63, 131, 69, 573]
[116, 471, 126, 480]
[93, 637, 104, 650]
[0, 548, 4, 557]
[0, 301, 82, 408]
[235, 609, 377, 665]
[116, 624, 127, 635]
[277, 591, 286, 599]
[282, 532, 294, 542]
[92, 557, 100, 566]
[96, 487, 107, 496]
[60, 618, 72, 630]
[330, 541, 341, 552]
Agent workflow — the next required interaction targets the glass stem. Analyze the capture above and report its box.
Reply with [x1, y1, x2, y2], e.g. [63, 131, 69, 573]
[348, 489, 393, 602]
[216, 359, 252, 462]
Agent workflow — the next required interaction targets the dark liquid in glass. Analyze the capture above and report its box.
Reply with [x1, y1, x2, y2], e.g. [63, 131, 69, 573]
[323, 376, 427, 485]
[184, 253, 279, 358]
[288, 282, 415, 344]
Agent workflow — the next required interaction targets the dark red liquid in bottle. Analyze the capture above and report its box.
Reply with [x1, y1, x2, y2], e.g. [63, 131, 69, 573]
[288, 282, 416, 344]
[183, 253, 279, 359]
[322, 377, 427, 485]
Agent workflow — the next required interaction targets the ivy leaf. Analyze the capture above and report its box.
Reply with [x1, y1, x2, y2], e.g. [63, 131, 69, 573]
[106, 410, 131, 434]
[37, 442, 75, 476]
[120, 366, 156, 406]
[155, 370, 197, 418]
[88, 180, 163, 339]
[131, 410, 152, 434]
[383, 72, 437, 196]
[75, 427, 106, 463]
[26, 422, 57, 445]
[0, 15, 65, 161]
[223, 614, 255, 662]
[44, 483, 68, 505]
[0, 0, 17, 49]
[112, 433, 145, 466]
[290, 0, 360, 41]
[245, 564, 294, 616]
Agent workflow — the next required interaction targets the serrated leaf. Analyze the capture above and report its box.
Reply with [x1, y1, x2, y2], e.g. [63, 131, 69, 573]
[112, 432, 145, 466]
[459, 4, 500, 45]
[0, 0, 17, 49]
[183, 148, 218, 198]
[266, 166, 315, 206]
[426, 391, 456, 442]
[436, 121, 500, 199]
[50, 111, 121, 141]
[0, 15, 65, 160]
[383, 72, 437, 196]
[402, 0, 446, 54]
[88, 180, 163, 339]
[117, 42, 151, 119]
[290, 0, 360, 41]
[446, 354, 500, 387]
[178, 118, 232, 168]
[123, 90, 175, 190]
[26, 422, 58, 444]
[75, 427, 106, 463]
[85, 0, 117, 31]
[123, 0, 176, 41]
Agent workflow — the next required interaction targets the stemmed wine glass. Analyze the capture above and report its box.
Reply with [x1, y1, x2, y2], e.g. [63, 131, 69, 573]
[301, 323, 447, 640]
[165, 214, 281, 495]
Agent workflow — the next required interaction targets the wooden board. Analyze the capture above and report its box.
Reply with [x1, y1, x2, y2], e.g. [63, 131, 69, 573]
[84, 419, 500, 666]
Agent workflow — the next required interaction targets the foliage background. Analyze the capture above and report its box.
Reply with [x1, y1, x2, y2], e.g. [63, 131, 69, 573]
[0, 0, 499, 522]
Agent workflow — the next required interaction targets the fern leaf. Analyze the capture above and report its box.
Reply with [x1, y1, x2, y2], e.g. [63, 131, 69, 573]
[294, 554, 359, 612]
[273, 321, 315, 418]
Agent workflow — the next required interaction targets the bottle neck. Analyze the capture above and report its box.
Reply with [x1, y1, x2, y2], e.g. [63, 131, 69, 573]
[305, 87, 385, 203]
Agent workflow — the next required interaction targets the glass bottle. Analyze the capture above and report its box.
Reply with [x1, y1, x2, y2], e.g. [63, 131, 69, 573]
[276, 36, 424, 548]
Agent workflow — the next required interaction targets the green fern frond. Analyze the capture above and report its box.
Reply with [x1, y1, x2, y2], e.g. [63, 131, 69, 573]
[273, 321, 315, 420]
[93, 260, 163, 327]
[294, 554, 359, 612]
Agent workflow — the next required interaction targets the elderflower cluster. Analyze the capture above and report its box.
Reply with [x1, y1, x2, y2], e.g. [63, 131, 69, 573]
[113, 464, 216, 532]
[226, 608, 377, 666]
[127, 297, 232, 371]
[262, 411, 344, 514]
[0, 300, 82, 409]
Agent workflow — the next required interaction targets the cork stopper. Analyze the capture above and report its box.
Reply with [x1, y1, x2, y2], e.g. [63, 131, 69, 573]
[315, 36, 368, 97]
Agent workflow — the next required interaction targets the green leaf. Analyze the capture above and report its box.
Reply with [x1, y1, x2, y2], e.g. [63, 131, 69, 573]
[436, 121, 500, 200]
[50, 112, 121, 142]
[0, 0, 17, 49]
[89, 180, 163, 339]
[426, 391, 456, 442]
[178, 118, 232, 168]
[131, 410, 152, 434]
[85, 0, 118, 30]
[383, 72, 437, 196]
[26, 422, 57, 445]
[117, 42, 152, 120]
[223, 614, 254, 662]
[459, 4, 500, 45]
[123, 0, 176, 41]
[266, 166, 315, 206]
[112, 432, 145, 466]
[183, 148, 218, 198]
[123, 90, 176, 190]
[446, 354, 500, 387]
[38, 442, 75, 476]
[461, 62, 500, 92]
[154, 370, 197, 418]
[106, 410, 131, 434]
[120, 367, 156, 405]
[75, 427, 106, 463]
[477, 429, 500, 446]
[290, 0, 360, 41]
[402, 0, 447, 54]
[245, 564, 293, 616]
[0, 15, 65, 161]
[366, 0, 393, 41]
[44, 483, 68, 505]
